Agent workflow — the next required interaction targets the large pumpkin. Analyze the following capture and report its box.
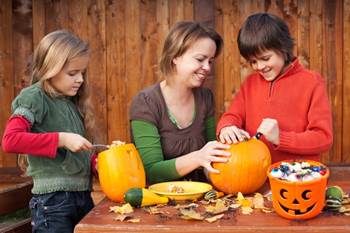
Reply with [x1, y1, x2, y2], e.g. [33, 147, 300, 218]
[98, 143, 146, 202]
[209, 138, 271, 194]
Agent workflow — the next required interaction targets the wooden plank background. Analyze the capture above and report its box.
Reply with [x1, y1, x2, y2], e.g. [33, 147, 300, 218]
[0, 0, 349, 167]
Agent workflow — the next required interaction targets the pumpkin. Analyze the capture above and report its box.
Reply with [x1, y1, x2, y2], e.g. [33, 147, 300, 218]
[98, 143, 146, 202]
[209, 138, 271, 194]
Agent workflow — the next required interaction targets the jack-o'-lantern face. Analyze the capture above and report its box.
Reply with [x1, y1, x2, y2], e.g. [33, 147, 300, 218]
[275, 185, 324, 217]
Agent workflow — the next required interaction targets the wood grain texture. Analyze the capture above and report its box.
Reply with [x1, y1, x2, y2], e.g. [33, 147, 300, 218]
[0, 0, 16, 167]
[0, 0, 349, 167]
[344, 0, 350, 163]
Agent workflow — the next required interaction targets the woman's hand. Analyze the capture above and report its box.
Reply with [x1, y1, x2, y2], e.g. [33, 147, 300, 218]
[218, 126, 250, 144]
[195, 141, 231, 174]
[58, 132, 93, 152]
[256, 118, 280, 145]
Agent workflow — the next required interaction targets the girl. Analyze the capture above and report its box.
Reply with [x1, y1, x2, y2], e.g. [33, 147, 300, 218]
[217, 13, 333, 163]
[2, 30, 95, 233]
[130, 21, 230, 184]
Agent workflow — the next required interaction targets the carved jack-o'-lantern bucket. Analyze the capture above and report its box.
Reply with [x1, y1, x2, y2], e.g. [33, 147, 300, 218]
[267, 160, 329, 220]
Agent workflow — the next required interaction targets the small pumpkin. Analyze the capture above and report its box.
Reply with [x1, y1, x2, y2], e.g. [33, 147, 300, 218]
[209, 138, 271, 194]
[98, 143, 146, 202]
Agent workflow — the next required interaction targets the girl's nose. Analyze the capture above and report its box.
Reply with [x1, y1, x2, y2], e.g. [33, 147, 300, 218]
[76, 73, 84, 83]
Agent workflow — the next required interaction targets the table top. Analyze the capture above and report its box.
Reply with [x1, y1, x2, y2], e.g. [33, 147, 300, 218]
[75, 166, 350, 233]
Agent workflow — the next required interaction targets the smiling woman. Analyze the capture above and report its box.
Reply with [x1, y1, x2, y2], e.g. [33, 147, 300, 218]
[129, 21, 230, 185]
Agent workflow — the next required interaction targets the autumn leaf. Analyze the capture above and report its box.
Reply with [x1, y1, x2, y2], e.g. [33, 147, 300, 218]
[241, 206, 254, 215]
[113, 214, 132, 221]
[179, 208, 204, 220]
[127, 218, 140, 223]
[205, 214, 224, 223]
[205, 199, 229, 214]
[175, 203, 198, 209]
[110, 203, 134, 214]
[144, 206, 167, 215]
[236, 192, 252, 207]
[252, 193, 265, 209]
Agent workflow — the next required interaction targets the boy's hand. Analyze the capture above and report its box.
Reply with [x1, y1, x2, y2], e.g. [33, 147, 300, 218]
[218, 126, 250, 144]
[256, 118, 280, 145]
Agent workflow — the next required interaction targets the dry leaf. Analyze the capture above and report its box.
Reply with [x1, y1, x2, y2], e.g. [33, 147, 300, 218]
[339, 206, 350, 213]
[180, 208, 204, 220]
[113, 214, 132, 221]
[144, 206, 167, 215]
[175, 203, 198, 209]
[241, 206, 254, 215]
[236, 192, 252, 207]
[205, 199, 229, 214]
[110, 203, 134, 214]
[261, 207, 274, 213]
[127, 218, 140, 223]
[229, 203, 241, 209]
[252, 193, 265, 209]
[205, 214, 224, 223]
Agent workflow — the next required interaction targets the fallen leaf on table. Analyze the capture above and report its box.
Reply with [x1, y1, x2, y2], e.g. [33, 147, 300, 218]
[339, 206, 350, 213]
[229, 203, 241, 209]
[252, 193, 265, 209]
[180, 208, 204, 220]
[241, 206, 254, 215]
[205, 199, 229, 214]
[110, 203, 134, 214]
[113, 214, 132, 221]
[144, 206, 167, 215]
[261, 207, 274, 213]
[127, 218, 140, 223]
[236, 192, 252, 207]
[175, 203, 198, 209]
[235, 192, 254, 215]
[205, 214, 224, 223]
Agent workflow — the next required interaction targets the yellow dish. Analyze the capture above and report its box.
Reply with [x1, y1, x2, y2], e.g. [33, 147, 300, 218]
[148, 181, 212, 201]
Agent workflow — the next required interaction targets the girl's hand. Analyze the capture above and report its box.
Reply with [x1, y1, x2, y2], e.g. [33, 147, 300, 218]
[256, 118, 280, 145]
[218, 126, 250, 144]
[195, 141, 231, 174]
[58, 132, 93, 152]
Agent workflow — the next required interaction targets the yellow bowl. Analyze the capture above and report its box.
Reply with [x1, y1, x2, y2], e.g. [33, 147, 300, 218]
[148, 181, 212, 201]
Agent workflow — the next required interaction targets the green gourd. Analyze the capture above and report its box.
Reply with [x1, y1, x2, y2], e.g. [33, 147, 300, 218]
[325, 186, 343, 211]
[204, 190, 224, 200]
[124, 188, 169, 207]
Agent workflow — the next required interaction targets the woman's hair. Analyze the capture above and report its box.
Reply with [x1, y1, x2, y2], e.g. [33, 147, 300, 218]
[159, 21, 223, 77]
[237, 13, 295, 64]
[31, 30, 94, 139]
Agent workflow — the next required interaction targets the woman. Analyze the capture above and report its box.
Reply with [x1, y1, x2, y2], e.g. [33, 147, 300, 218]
[130, 21, 230, 184]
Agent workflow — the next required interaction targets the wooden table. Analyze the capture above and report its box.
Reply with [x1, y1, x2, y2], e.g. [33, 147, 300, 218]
[75, 166, 350, 233]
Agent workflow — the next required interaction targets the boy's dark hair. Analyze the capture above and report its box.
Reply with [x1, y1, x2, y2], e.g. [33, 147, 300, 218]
[237, 13, 295, 63]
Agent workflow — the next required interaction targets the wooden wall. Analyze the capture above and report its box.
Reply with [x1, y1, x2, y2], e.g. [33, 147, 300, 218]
[0, 0, 349, 167]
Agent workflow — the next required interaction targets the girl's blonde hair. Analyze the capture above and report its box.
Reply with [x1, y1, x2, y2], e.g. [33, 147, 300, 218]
[159, 21, 223, 77]
[31, 30, 95, 139]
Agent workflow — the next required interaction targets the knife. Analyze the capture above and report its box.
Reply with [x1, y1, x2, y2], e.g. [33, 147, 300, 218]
[92, 144, 110, 150]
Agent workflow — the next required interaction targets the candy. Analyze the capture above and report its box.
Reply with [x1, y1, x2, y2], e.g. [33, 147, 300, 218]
[270, 161, 327, 182]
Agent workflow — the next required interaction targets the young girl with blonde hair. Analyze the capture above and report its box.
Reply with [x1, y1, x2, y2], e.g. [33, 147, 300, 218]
[2, 30, 95, 233]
